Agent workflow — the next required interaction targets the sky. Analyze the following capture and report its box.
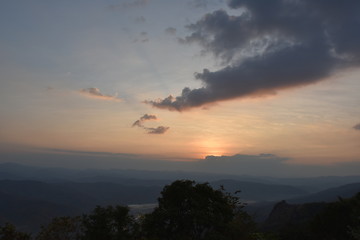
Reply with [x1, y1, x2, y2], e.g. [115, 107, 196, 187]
[1, 0, 360, 177]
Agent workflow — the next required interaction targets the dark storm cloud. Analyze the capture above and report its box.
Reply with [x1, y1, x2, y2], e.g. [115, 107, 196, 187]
[132, 114, 169, 134]
[147, 0, 360, 111]
[353, 123, 360, 130]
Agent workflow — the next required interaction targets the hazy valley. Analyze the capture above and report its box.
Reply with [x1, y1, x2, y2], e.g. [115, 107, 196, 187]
[1, 162, 359, 233]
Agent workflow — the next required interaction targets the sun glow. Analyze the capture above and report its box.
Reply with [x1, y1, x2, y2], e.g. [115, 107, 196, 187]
[193, 139, 228, 159]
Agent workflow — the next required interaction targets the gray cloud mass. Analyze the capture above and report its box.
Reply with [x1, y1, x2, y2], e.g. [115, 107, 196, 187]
[353, 123, 360, 130]
[147, 0, 360, 111]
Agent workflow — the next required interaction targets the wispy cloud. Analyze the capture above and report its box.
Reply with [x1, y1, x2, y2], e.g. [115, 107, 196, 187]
[353, 123, 360, 130]
[165, 27, 177, 35]
[133, 32, 149, 43]
[132, 114, 169, 134]
[188, 0, 209, 9]
[147, 0, 360, 111]
[146, 126, 170, 134]
[132, 114, 157, 127]
[79, 88, 121, 102]
[134, 16, 146, 24]
[108, 0, 148, 10]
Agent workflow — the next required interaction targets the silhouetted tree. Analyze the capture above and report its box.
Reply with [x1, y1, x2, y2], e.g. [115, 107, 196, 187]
[36, 216, 83, 240]
[81, 205, 134, 240]
[141, 180, 256, 240]
[309, 192, 360, 240]
[266, 192, 360, 240]
[0, 223, 31, 240]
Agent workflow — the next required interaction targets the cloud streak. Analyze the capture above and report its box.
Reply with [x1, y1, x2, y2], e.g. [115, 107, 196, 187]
[145, 126, 170, 134]
[133, 32, 149, 43]
[79, 88, 121, 102]
[108, 0, 148, 10]
[132, 114, 169, 134]
[353, 123, 360, 130]
[147, 0, 360, 111]
[132, 114, 157, 127]
[188, 0, 209, 9]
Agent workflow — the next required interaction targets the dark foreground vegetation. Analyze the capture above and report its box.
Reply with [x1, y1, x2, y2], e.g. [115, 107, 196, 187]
[0, 180, 359, 240]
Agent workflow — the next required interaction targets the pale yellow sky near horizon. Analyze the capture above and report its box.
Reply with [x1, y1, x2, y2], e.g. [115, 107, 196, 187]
[0, 0, 360, 174]
[1, 69, 359, 166]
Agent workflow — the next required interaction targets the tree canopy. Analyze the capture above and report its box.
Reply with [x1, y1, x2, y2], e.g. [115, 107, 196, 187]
[0, 223, 31, 240]
[81, 205, 134, 240]
[35, 216, 82, 240]
[141, 180, 255, 240]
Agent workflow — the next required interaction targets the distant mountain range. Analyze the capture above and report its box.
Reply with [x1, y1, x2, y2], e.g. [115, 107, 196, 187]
[1, 162, 360, 190]
[0, 179, 162, 232]
[0, 162, 359, 232]
[211, 179, 308, 201]
[245, 182, 360, 222]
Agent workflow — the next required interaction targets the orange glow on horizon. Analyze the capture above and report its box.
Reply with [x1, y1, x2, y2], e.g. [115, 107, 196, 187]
[191, 139, 230, 159]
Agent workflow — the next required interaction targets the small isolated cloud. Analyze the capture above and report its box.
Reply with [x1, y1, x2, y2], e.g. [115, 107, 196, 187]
[132, 120, 143, 127]
[132, 114, 157, 127]
[353, 123, 360, 130]
[147, 0, 360, 111]
[79, 88, 121, 102]
[165, 27, 177, 35]
[133, 32, 149, 43]
[140, 113, 157, 121]
[132, 114, 169, 134]
[146, 126, 170, 134]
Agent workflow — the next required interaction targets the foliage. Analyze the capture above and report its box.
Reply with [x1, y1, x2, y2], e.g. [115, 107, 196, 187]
[349, 225, 360, 240]
[81, 205, 134, 240]
[141, 180, 256, 240]
[35, 216, 83, 240]
[264, 192, 360, 240]
[12, 180, 360, 240]
[309, 192, 360, 240]
[0, 223, 31, 240]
